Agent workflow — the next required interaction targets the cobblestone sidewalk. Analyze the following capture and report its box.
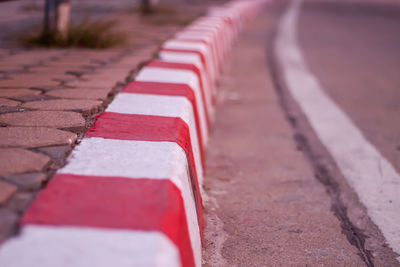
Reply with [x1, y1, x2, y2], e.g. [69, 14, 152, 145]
[0, 1, 209, 244]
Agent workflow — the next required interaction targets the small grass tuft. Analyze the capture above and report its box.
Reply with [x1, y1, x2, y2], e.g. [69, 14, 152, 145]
[23, 19, 126, 49]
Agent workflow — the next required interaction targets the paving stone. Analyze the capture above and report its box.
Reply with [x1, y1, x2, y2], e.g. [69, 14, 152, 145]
[21, 99, 102, 114]
[27, 68, 70, 75]
[46, 88, 111, 100]
[50, 58, 107, 66]
[91, 59, 108, 65]
[5, 173, 47, 191]
[10, 73, 73, 81]
[37, 145, 71, 159]
[66, 78, 122, 88]
[64, 70, 93, 77]
[0, 111, 85, 129]
[94, 67, 133, 74]
[11, 94, 56, 102]
[46, 58, 94, 64]
[0, 106, 24, 115]
[0, 89, 41, 98]
[0, 62, 28, 69]
[0, 78, 60, 87]
[3, 51, 62, 64]
[0, 127, 76, 148]
[59, 51, 121, 61]
[37, 145, 72, 168]
[0, 148, 51, 176]
[0, 181, 18, 205]
[0, 98, 20, 107]
[116, 48, 157, 67]
[28, 67, 92, 76]
[30, 85, 71, 92]
[0, 68, 25, 75]
[43, 61, 98, 68]
[82, 68, 131, 83]
[0, 209, 18, 244]
[54, 76, 77, 83]
[6, 192, 34, 213]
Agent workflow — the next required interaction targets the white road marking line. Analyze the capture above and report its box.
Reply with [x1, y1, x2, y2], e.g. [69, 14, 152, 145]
[275, 0, 400, 261]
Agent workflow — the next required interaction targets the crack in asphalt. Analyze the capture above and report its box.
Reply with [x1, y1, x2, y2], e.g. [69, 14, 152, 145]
[265, 6, 374, 266]
[294, 133, 374, 267]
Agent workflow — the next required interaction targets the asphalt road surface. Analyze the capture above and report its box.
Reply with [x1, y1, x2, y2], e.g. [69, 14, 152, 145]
[299, 0, 400, 176]
[295, 0, 400, 263]
[203, 0, 400, 265]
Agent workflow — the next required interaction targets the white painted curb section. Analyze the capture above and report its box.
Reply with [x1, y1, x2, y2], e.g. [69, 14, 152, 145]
[0, 226, 181, 267]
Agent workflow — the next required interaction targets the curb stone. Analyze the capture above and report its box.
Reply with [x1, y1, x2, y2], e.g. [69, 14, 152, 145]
[0, 1, 269, 266]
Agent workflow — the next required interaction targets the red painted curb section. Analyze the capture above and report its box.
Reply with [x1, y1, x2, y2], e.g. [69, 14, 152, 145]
[86, 112, 203, 223]
[22, 174, 195, 267]
[147, 60, 211, 125]
[122, 81, 205, 163]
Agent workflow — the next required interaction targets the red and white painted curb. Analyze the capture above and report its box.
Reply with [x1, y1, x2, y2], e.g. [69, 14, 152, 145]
[0, 1, 268, 266]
